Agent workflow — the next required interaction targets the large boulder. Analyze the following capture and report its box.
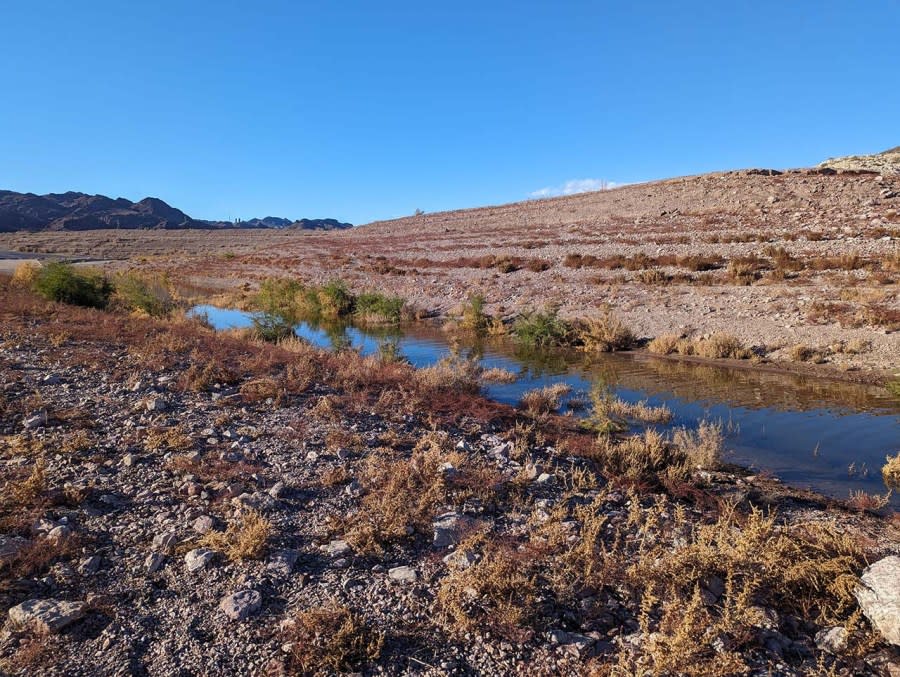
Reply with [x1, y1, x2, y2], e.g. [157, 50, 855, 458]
[8, 598, 85, 633]
[855, 556, 900, 646]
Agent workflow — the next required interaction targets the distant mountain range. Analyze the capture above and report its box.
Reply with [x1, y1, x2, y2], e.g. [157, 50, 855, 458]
[0, 190, 353, 232]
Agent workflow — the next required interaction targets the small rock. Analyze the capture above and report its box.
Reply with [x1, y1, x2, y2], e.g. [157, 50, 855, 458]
[220, 589, 262, 621]
[0, 535, 28, 565]
[192, 515, 216, 534]
[78, 555, 102, 575]
[443, 549, 477, 569]
[323, 539, 351, 556]
[432, 512, 473, 549]
[855, 555, 900, 646]
[387, 565, 417, 584]
[8, 598, 85, 633]
[122, 453, 136, 467]
[153, 531, 178, 553]
[266, 549, 299, 575]
[145, 552, 166, 574]
[23, 414, 45, 430]
[185, 548, 215, 572]
[146, 397, 168, 413]
[815, 626, 848, 654]
[48, 525, 71, 542]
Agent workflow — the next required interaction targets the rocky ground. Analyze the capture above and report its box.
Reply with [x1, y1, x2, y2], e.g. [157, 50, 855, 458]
[1, 288, 899, 676]
[1, 165, 897, 383]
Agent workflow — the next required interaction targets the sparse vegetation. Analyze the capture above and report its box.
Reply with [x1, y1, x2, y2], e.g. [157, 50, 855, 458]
[32, 262, 112, 308]
[281, 605, 384, 674]
[512, 308, 573, 348]
[882, 453, 900, 489]
[573, 313, 635, 352]
[198, 509, 272, 561]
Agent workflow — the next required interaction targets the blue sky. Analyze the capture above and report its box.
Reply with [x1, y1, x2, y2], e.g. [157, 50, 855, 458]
[2, 1, 899, 224]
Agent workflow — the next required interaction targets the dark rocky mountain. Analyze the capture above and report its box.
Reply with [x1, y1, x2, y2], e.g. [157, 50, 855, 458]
[0, 190, 353, 232]
[287, 217, 353, 230]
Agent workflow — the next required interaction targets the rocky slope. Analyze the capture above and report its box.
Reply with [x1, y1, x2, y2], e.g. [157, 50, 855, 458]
[819, 146, 900, 175]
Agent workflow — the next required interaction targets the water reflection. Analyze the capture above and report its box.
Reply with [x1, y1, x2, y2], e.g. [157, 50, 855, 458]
[189, 304, 900, 505]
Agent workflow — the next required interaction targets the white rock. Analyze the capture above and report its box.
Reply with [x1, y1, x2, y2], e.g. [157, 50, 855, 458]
[815, 626, 848, 654]
[855, 555, 900, 646]
[388, 565, 417, 584]
[8, 598, 85, 633]
[185, 548, 215, 572]
[220, 589, 262, 621]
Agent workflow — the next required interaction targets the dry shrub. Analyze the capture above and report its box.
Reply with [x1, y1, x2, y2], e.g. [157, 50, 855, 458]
[60, 429, 94, 454]
[647, 333, 681, 355]
[575, 314, 636, 352]
[604, 397, 672, 424]
[846, 489, 891, 512]
[606, 503, 866, 675]
[179, 356, 239, 392]
[480, 366, 518, 383]
[199, 509, 271, 561]
[239, 376, 283, 403]
[282, 605, 383, 675]
[672, 420, 724, 469]
[694, 333, 751, 360]
[519, 383, 572, 418]
[10, 261, 41, 287]
[789, 344, 828, 363]
[883, 453, 900, 490]
[344, 434, 498, 553]
[166, 454, 264, 483]
[2, 531, 82, 579]
[9, 458, 47, 507]
[415, 354, 482, 396]
[436, 534, 540, 641]
[588, 429, 689, 486]
[143, 426, 193, 453]
[344, 440, 451, 553]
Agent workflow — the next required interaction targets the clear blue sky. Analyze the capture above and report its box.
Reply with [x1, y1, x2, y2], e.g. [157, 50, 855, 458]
[3, 1, 899, 224]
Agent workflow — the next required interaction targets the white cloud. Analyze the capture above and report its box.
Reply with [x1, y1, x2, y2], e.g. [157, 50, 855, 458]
[530, 178, 618, 198]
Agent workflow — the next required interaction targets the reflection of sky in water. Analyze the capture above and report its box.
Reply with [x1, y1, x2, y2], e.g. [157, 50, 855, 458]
[191, 305, 900, 505]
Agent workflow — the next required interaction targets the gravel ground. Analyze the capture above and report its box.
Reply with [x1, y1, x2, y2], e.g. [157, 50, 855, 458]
[1, 294, 899, 676]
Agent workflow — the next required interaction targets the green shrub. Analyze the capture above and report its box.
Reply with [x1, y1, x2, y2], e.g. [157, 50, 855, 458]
[887, 380, 900, 398]
[113, 273, 173, 316]
[250, 314, 295, 342]
[317, 280, 354, 318]
[256, 278, 305, 319]
[355, 292, 405, 324]
[33, 262, 112, 309]
[460, 294, 490, 335]
[512, 308, 573, 348]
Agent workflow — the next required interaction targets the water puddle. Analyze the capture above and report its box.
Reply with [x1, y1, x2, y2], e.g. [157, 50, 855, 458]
[191, 304, 900, 506]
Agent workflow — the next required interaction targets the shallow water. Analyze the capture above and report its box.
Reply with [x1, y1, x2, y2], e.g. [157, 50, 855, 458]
[191, 304, 900, 506]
